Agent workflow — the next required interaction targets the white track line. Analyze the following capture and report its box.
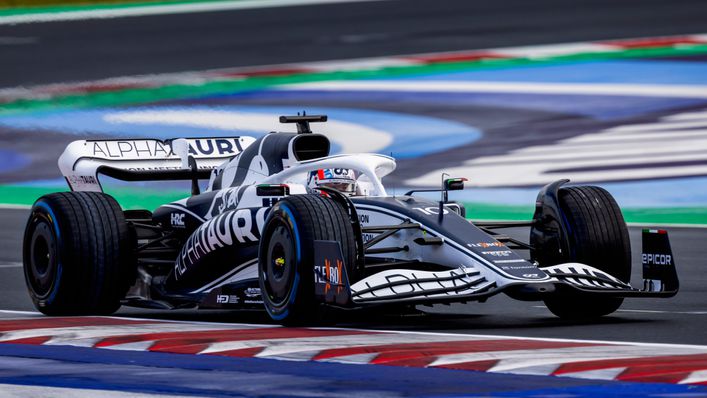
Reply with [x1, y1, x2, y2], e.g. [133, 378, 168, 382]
[2, 312, 707, 351]
[0, 309, 41, 315]
[108, 315, 707, 350]
[0, 323, 258, 346]
[617, 309, 707, 315]
[0, 384, 190, 398]
[282, 80, 707, 99]
[0, 0, 385, 26]
[0, 263, 22, 269]
[533, 305, 707, 316]
[0, 204, 30, 210]
[428, 345, 707, 368]
[626, 222, 707, 229]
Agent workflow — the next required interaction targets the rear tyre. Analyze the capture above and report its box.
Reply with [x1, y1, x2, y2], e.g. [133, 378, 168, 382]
[23, 192, 136, 315]
[258, 194, 356, 325]
[541, 186, 631, 319]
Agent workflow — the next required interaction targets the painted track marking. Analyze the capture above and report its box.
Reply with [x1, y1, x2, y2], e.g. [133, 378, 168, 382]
[532, 306, 707, 315]
[281, 81, 707, 99]
[0, 384, 187, 398]
[2, 33, 705, 104]
[406, 107, 707, 187]
[0, 316, 706, 386]
[0, 0, 386, 26]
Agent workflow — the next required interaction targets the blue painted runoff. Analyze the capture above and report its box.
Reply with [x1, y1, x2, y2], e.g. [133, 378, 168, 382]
[0, 344, 705, 397]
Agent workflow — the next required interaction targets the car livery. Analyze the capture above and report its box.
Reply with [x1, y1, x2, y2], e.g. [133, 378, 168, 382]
[22, 115, 678, 323]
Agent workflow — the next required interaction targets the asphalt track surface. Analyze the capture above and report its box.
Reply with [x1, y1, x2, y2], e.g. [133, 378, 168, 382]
[2, 0, 707, 88]
[1, 207, 705, 345]
[0, 0, 705, 361]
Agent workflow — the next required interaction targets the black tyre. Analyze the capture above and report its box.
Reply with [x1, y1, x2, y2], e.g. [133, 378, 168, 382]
[23, 192, 136, 315]
[542, 186, 631, 319]
[258, 194, 356, 325]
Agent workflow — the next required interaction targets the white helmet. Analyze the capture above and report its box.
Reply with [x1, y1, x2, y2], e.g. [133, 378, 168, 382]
[307, 168, 357, 196]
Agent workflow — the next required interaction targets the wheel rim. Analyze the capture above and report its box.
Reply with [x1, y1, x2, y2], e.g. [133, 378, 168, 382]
[264, 221, 296, 307]
[27, 220, 58, 298]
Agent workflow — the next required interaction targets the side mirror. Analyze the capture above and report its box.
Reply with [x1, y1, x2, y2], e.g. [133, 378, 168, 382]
[444, 178, 467, 191]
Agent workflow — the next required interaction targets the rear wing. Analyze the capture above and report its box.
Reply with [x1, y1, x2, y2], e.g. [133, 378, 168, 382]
[58, 137, 256, 192]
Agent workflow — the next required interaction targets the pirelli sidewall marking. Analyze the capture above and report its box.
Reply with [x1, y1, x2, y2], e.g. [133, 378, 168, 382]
[175, 207, 268, 279]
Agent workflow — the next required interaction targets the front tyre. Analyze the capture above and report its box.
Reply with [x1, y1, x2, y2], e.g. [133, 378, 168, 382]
[23, 192, 136, 315]
[258, 194, 356, 325]
[540, 186, 631, 319]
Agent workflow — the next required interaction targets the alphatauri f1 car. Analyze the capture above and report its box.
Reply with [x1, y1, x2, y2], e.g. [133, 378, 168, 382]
[23, 115, 679, 323]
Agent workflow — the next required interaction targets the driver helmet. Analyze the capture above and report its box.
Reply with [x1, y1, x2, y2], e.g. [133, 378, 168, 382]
[307, 168, 357, 196]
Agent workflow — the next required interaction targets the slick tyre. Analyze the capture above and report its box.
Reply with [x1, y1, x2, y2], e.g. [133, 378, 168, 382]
[258, 194, 356, 325]
[543, 186, 631, 319]
[23, 192, 136, 315]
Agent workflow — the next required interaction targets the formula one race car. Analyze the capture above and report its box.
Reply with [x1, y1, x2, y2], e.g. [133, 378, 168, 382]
[23, 115, 679, 323]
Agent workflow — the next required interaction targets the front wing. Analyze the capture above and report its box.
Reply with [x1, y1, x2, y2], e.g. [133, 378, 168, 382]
[312, 228, 679, 306]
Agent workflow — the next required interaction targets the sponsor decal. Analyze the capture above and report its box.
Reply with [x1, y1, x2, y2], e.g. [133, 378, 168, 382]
[66, 174, 100, 190]
[124, 165, 217, 172]
[492, 259, 527, 264]
[207, 187, 242, 219]
[313, 241, 350, 305]
[174, 208, 268, 279]
[170, 213, 186, 228]
[89, 138, 241, 160]
[641, 229, 675, 292]
[261, 197, 280, 207]
[468, 241, 505, 248]
[244, 287, 261, 298]
[359, 214, 370, 224]
[412, 206, 449, 216]
[642, 253, 672, 265]
[91, 140, 170, 159]
[127, 165, 180, 171]
[503, 265, 539, 270]
[362, 233, 377, 244]
[318, 168, 353, 180]
[67, 175, 98, 185]
[481, 250, 512, 257]
[189, 138, 241, 156]
[315, 258, 343, 293]
[216, 294, 240, 304]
